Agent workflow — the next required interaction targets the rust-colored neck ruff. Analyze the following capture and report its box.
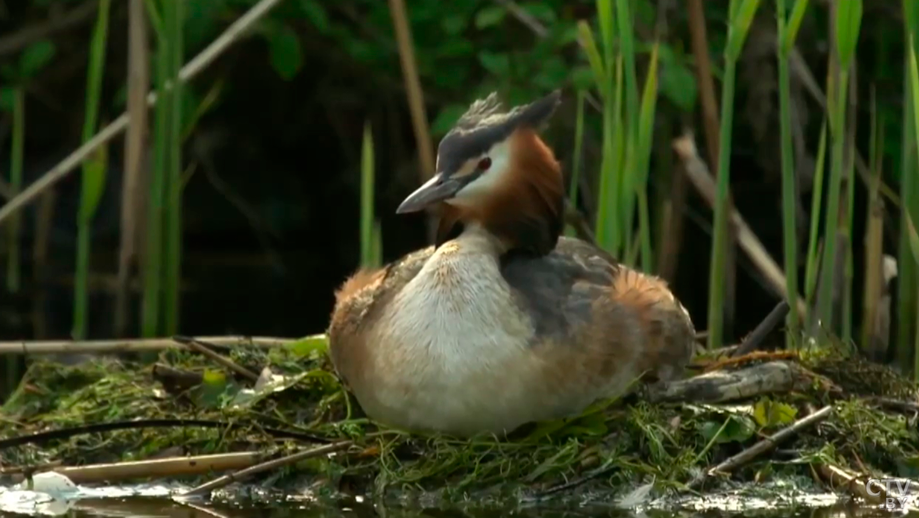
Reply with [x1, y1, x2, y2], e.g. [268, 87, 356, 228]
[436, 128, 564, 256]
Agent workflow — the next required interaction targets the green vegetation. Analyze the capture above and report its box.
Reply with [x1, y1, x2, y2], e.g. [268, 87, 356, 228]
[1, 338, 916, 504]
[2, 0, 919, 506]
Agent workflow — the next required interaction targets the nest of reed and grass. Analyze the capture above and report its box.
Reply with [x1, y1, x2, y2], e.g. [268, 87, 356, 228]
[0, 334, 916, 509]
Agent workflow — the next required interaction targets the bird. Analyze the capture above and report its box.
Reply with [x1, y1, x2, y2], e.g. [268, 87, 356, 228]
[327, 90, 695, 437]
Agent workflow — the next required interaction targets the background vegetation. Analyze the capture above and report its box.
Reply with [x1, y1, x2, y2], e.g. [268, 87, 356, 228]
[1, 0, 918, 399]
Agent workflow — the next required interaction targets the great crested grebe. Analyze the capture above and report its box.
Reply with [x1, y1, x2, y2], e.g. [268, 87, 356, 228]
[328, 90, 695, 437]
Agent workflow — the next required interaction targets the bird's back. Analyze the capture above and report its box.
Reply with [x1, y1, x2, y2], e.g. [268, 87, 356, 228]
[501, 236, 695, 386]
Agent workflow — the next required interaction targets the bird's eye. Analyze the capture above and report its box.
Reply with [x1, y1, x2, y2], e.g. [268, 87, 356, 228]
[478, 157, 492, 171]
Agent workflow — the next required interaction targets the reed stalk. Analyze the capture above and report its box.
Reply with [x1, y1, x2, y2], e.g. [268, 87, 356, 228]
[565, 90, 585, 238]
[817, 0, 862, 334]
[615, 0, 639, 258]
[707, 0, 762, 350]
[360, 120, 379, 269]
[902, 0, 919, 375]
[904, 31, 919, 378]
[72, 0, 112, 340]
[163, 0, 184, 335]
[843, 86, 857, 344]
[803, 124, 827, 313]
[142, 0, 173, 337]
[776, 0, 808, 347]
[578, 18, 619, 254]
[6, 87, 24, 294]
[861, 90, 885, 355]
[635, 43, 659, 272]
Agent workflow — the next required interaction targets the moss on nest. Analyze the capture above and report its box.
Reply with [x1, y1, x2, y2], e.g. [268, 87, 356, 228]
[0, 337, 917, 506]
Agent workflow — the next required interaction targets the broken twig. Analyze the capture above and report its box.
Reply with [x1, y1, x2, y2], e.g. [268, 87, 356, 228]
[180, 440, 354, 498]
[172, 335, 260, 382]
[688, 405, 833, 489]
[732, 300, 791, 357]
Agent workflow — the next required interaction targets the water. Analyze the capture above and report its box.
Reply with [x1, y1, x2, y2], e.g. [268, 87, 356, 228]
[1, 475, 916, 518]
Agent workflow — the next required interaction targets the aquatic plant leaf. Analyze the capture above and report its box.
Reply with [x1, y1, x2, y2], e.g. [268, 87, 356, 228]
[753, 398, 798, 428]
[834, 0, 862, 69]
[229, 369, 308, 409]
[700, 415, 756, 444]
[189, 369, 235, 409]
[287, 334, 329, 358]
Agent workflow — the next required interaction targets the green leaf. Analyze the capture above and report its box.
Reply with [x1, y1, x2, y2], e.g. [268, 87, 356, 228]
[0, 87, 15, 112]
[782, 0, 810, 54]
[19, 40, 56, 79]
[267, 24, 303, 80]
[431, 103, 467, 135]
[834, 0, 862, 69]
[725, 0, 762, 60]
[659, 49, 697, 111]
[905, 213, 919, 265]
[475, 5, 506, 29]
[79, 144, 108, 221]
[298, 0, 330, 33]
[441, 14, 468, 35]
[478, 50, 510, 77]
[287, 334, 330, 358]
[700, 415, 756, 444]
[752, 398, 798, 428]
[189, 369, 236, 409]
[577, 21, 606, 94]
[521, 2, 556, 23]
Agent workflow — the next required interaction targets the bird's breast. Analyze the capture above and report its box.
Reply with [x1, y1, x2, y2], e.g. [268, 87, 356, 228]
[359, 248, 550, 434]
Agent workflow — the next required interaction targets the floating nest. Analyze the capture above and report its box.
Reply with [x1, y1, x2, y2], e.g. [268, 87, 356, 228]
[0, 336, 917, 510]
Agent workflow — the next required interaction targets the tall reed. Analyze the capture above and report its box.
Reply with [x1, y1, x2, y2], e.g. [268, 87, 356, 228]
[565, 90, 585, 238]
[904, 25, 919, 378]
[360, 120, 380, 269]
[902, 0, 919, 374]
[163, 0, 184, 335]
[141, 0, 184, 337]
[635, 43, 659, 272]
[817, 0, 861, 334]
[6, 88, 24, 294]
[72, 0, 112, 340]
[578, 1, 658, 269]
[706, 0, 761, 350]
[803, 122, 827, 312]
[776, 0, 808, 347]
[142, 0, 172, 337]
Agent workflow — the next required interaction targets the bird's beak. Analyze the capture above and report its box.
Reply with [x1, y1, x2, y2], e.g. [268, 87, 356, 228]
[396, 173, 465, 214]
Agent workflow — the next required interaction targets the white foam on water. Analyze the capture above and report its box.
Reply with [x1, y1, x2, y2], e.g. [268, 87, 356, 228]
[0, 473, 190, 517]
